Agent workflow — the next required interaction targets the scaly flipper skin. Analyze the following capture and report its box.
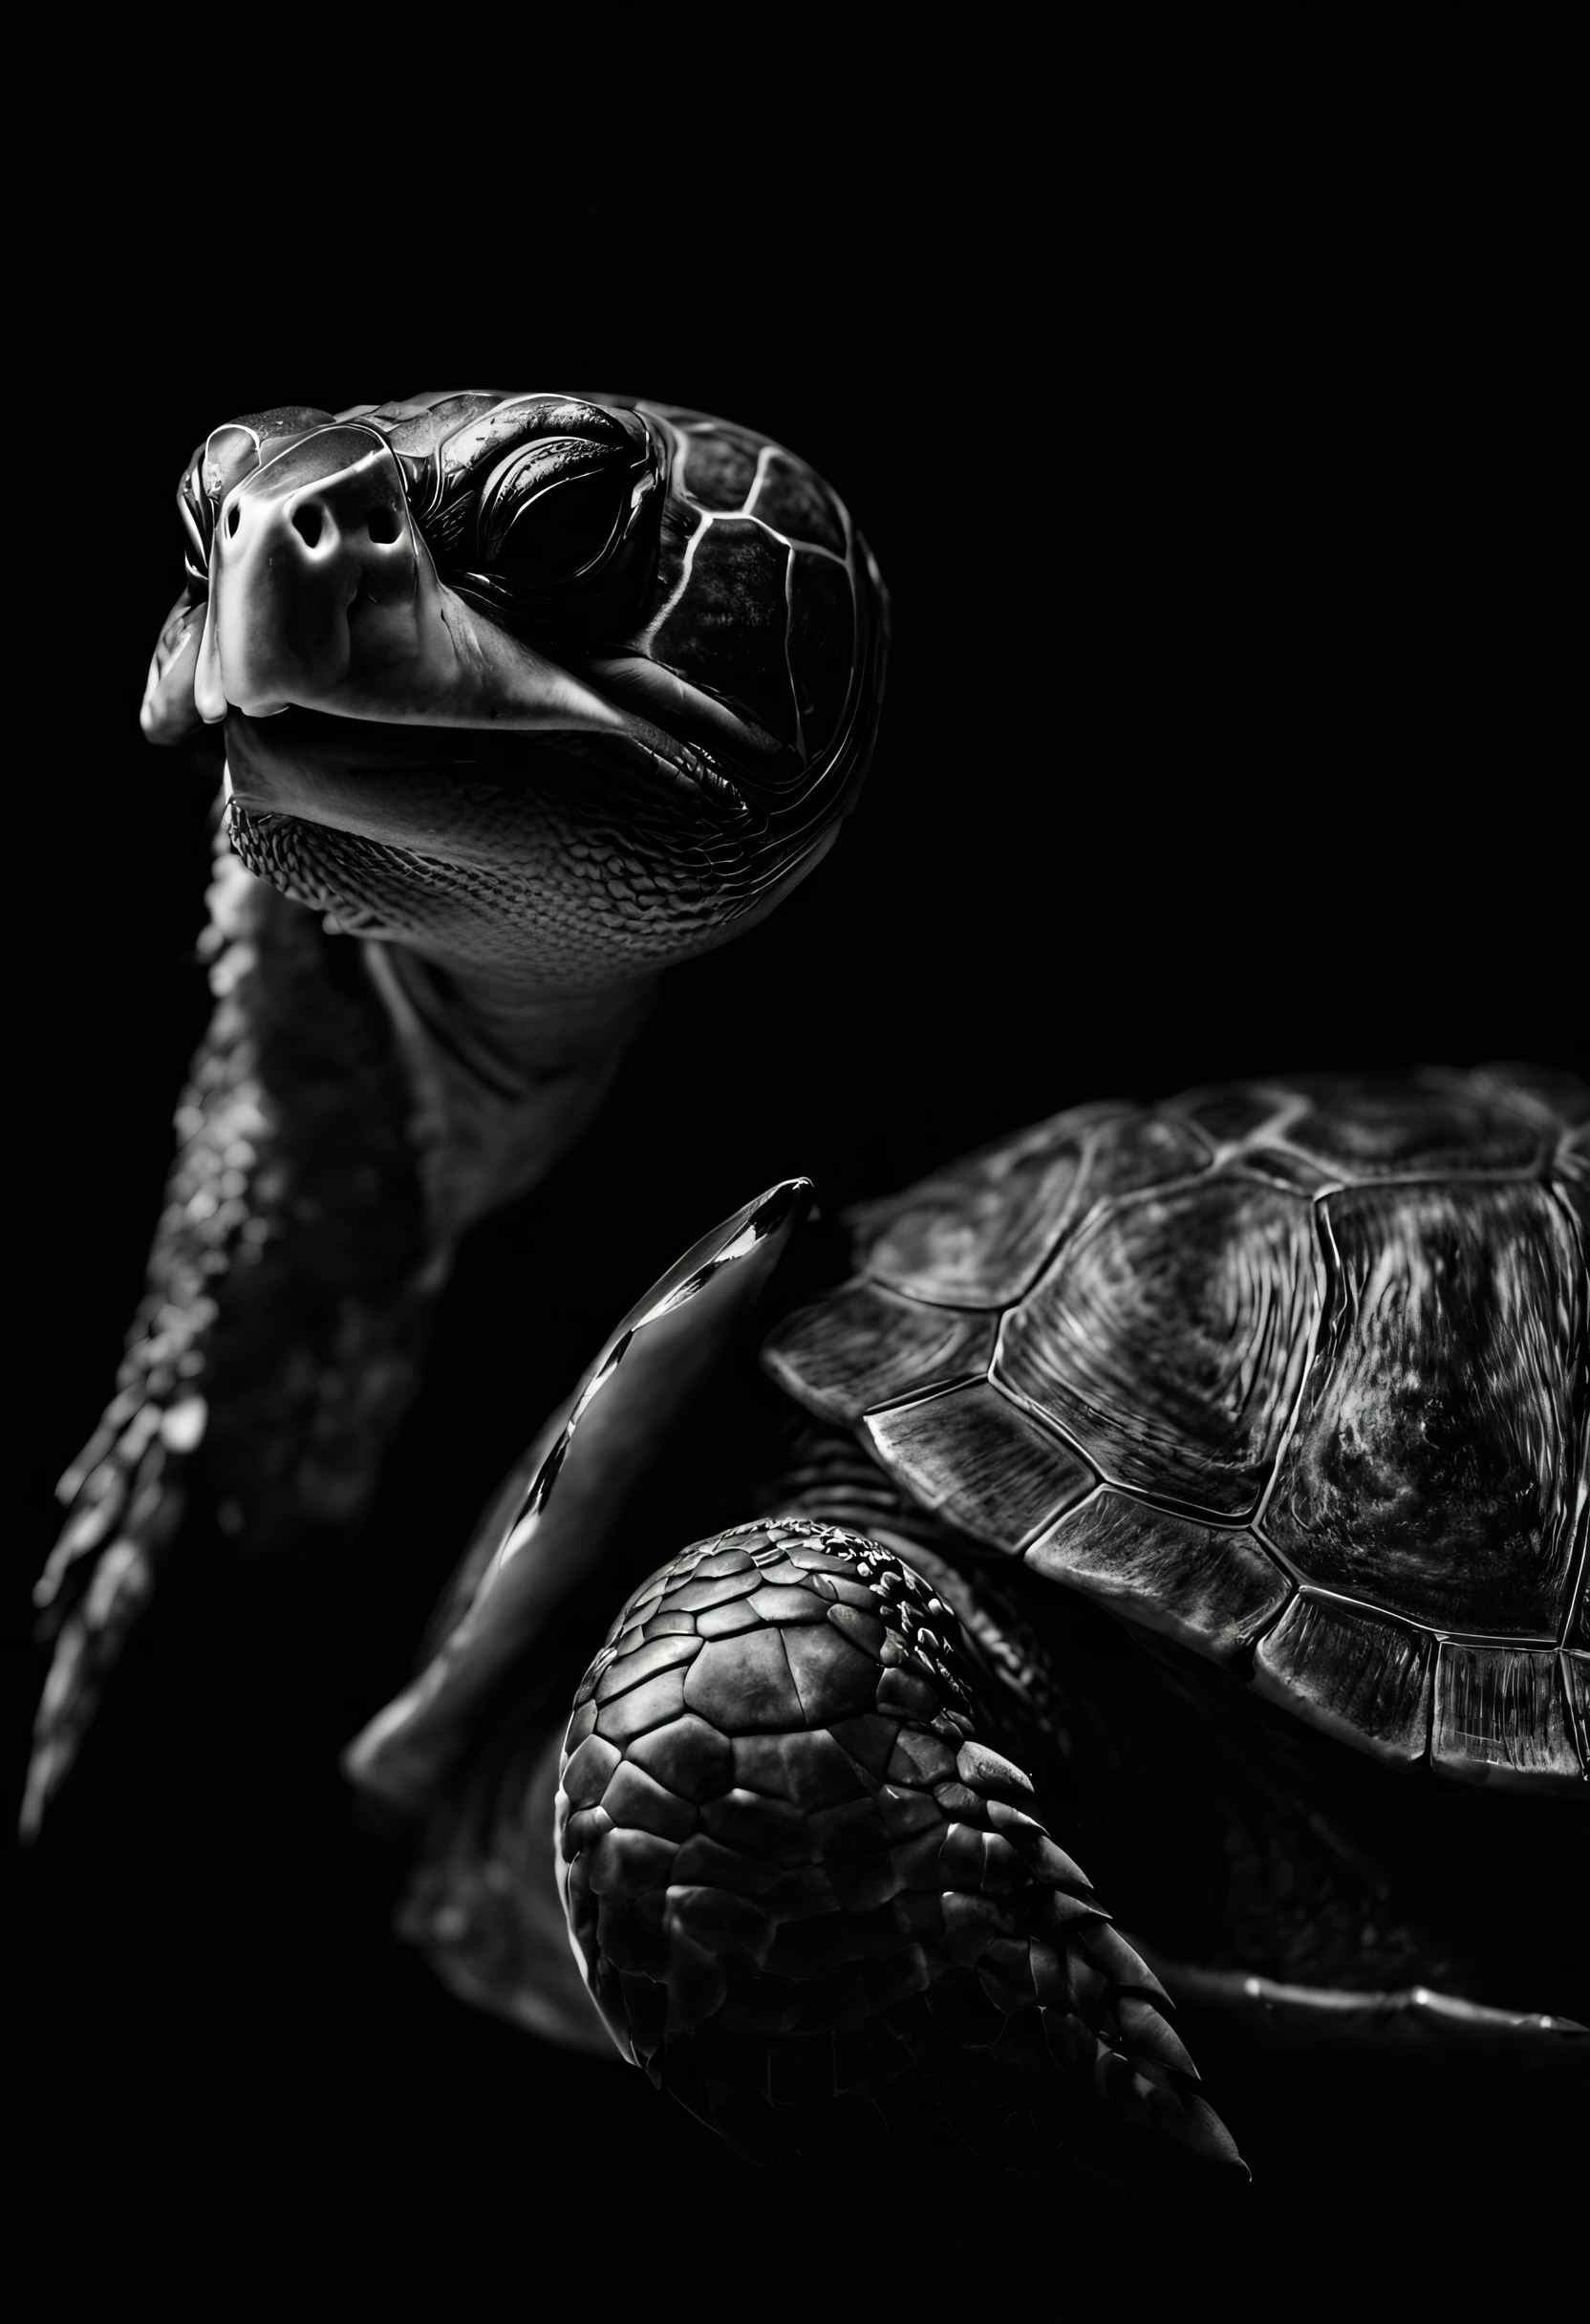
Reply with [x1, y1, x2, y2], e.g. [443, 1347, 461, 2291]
[346, 1189, 1243, 2179]
[29, 390, 887, 1834]
[553, 1521, 1244, 2175]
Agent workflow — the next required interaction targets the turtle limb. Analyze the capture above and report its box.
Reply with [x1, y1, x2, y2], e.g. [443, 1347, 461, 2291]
[345, 1182, 819, 2055]
[547, 1520, 1244, 2179]
[342, 1187, 1239, 2176]
[342, 1180, 814, 1822]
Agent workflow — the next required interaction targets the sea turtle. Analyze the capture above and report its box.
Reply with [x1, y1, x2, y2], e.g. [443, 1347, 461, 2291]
[28, 388, 886, 1835]
[348, 1065, 1588, 2181]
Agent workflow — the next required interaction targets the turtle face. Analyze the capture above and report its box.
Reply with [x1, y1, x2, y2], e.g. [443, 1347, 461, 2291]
[143, 390, 886, 990]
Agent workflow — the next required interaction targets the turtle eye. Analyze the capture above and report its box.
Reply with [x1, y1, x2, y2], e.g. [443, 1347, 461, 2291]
[477, 437, 631, 594]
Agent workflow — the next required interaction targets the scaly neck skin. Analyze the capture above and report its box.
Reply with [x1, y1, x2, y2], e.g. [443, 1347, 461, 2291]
[363, 943, 661, 1254]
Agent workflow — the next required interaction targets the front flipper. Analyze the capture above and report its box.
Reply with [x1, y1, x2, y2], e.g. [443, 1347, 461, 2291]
[344, 1178, 813, 2055]
[343, 1177, 813, 1823]
[552, 1521, 1245, 2178]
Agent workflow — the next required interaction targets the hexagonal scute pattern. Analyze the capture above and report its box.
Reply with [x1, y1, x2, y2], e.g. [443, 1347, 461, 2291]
[762, 1280, 996, 1427]
[865, 1382, 1093, 1551]
[1266, 1184, 1583, 1637]
[1267, 1071, 1547, 1180]
[996, 1178, 1321, 1517]
[765, 1067, 1589, 1785]
[1025, 1492, 1292, 1668]
[557, 1520, 1242, 2174]
[852, 1105, 1205, 1311]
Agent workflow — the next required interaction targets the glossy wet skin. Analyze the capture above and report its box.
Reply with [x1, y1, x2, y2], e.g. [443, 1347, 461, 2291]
[144, 390, 886, 990]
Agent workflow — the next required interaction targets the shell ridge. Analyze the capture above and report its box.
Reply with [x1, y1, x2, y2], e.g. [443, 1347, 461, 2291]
[799, 1075, 1586, 1785]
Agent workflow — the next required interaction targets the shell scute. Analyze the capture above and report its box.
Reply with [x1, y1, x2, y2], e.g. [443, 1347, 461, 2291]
[762, 1280, 996, 1427]
[1431, 1644, 1584, 1790]
[1164, 1083, 1297, 1151]
[1076, 1111, 1212, 1206]
[1270, 1070, 1544, 1180]
[1024, 1493, 1292, 1667]
[770, 1070, 1587, 1784]
[1253, 1595, 1435, 1767]
[994, 1174, 1321, 1517]
[853, 1103, 1134, 1311]
[1265, 1182, 1583, 1637]
[864, 1381, 1093, 1553]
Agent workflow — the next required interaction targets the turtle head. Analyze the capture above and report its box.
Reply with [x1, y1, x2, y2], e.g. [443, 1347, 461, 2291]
[142, 390, 888, 991]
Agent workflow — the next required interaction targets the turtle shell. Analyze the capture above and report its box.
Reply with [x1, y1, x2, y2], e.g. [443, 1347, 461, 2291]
[763, 1066, 1590, 1793]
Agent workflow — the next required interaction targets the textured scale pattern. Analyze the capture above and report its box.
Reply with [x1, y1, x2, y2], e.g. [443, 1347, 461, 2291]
[28, 838, 428, 1833]
[556, 1520, 1241, 2172]
[765, 1068, 1590, 1789]
[228, 772, 752, 989]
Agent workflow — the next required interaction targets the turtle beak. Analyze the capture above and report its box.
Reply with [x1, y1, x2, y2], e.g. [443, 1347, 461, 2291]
[189, 424, 650, 747]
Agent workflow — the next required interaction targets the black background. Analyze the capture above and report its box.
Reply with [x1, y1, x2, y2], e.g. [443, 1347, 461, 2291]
[11, 10, 1586, 2319]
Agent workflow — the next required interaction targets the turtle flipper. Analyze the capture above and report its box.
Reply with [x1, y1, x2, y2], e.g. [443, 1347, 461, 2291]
[548, 1520, 1244, 2179]
[353, 1189, 1242, 2177]
[342, 1178, 813, 1822]
[343, 1180, 815, 2052]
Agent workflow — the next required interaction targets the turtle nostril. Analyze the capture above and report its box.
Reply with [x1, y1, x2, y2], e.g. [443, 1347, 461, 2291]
[291, 504, 325, 549]
[366, 506, 399, 545]
[226, 505, 241, 537]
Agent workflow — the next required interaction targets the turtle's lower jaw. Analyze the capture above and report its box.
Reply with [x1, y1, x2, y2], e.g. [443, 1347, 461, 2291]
[217, 710, 821, 989]
[551, 1521, 1246, 2180]
[222, 706, 736, 850]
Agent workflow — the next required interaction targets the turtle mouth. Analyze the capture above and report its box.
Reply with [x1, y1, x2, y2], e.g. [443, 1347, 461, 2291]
[223, 704, 750, 850]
